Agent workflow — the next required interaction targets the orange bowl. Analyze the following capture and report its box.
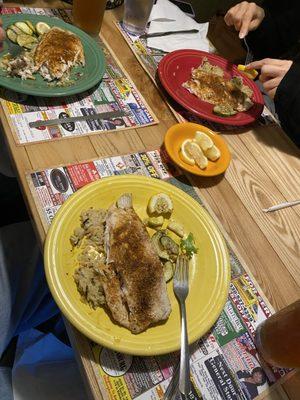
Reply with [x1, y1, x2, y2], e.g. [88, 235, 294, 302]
[164, 122, 231, 177]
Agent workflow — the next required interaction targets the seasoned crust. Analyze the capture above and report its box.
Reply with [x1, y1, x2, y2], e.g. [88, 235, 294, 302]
[34, 27, 85, 80]
[105, 205, 171, 333]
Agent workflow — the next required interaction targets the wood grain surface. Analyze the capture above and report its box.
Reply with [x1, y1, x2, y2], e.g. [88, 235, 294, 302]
[1, 1, 299, 399]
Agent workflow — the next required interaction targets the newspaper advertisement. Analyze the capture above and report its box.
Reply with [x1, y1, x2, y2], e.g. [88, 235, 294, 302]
[116, 22, 278, 132]
[26, 149, 290, 399]
[0, 7, 157, 144]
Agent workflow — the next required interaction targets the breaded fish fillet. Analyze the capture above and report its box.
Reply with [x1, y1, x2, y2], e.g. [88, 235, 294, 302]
[34, 27, 85, 81]
[182, 59, 253, 112]
[102, 194, 171, 333]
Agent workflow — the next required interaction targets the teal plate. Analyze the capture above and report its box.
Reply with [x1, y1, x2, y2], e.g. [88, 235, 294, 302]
[0, 14, 106, 97]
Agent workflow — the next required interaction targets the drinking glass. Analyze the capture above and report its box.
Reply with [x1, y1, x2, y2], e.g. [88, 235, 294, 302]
[73, 0, 108, 35]
[255, 300, 300, 368]
[123, 0, 154, 35]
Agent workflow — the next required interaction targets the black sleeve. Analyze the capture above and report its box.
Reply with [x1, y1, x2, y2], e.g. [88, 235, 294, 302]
[274, 62, 300, 146]
[246, 2, 300, 59]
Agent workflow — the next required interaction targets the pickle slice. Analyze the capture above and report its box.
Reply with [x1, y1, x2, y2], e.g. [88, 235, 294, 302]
[15, 21, 34, 35]
[213, 104, 237, 117]
[25, 20, 36, 35]
[163, 261, 174, 282]
[36, 22, 51, 36]
[6, 29, 18, 44]
[16, 34, 38, 49]
[148, 193, 173, 215]
[8, 24, 24, 35]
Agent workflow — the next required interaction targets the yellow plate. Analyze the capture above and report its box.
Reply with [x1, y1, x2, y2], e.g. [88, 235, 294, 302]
[164, 122, 231, 177]
[44, 175, 230, 355]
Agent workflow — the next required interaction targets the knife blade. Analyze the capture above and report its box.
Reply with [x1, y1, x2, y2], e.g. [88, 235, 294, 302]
[29, 110, 128, 128]
[139, 29, 199, 39]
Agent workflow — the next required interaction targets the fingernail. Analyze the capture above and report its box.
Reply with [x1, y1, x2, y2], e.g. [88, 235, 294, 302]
[239, 33, 245, 39]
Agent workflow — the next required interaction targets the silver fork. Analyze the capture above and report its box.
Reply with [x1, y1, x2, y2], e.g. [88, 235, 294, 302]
[173, 255, 190, 396]
[243, 37, 253, 65]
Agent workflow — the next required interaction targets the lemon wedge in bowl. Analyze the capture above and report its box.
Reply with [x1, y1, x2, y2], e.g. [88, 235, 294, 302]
[186, 142, 208, 169]
[180, 139, 196, 165]
[194, 131, 214, 151]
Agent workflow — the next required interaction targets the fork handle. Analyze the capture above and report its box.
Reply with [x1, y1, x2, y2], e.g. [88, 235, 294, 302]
[179, 301, 190, 396]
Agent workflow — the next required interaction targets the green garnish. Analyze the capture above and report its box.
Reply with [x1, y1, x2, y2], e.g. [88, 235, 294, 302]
[180, 233, 198, 258]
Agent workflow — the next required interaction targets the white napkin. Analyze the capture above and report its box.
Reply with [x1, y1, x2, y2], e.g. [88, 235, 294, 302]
[147, 0, 209, 53]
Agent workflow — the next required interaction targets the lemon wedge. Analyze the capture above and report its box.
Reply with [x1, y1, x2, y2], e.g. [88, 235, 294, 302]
[237, 64, 258, 80]
[194, 131, 214, 151]
[180, 139, 196, 165]
[148, 193, 173, 215]
[204, 145, 221, 161]
[186, 141, 208, 169]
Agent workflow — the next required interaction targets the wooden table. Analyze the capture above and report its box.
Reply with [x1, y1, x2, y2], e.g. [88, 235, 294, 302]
[1, 2, 300, 399]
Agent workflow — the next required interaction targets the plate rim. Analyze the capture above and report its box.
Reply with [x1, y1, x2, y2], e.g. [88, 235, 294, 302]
[44, 175, 231, 355]
[164, 122, 231, 177]
[0, 14, 106, 97]
[158, 49, 264, 126]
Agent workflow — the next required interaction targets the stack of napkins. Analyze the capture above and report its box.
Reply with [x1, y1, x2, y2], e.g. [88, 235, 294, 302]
[147, 0, 210, 53]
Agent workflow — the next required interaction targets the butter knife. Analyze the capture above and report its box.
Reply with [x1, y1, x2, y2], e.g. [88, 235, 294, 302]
[139, 29, 199, 39]
[29, 110, 127, 128]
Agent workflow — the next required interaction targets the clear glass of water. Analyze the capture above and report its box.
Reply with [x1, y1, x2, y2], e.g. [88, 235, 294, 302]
[123, 0, 154, 35]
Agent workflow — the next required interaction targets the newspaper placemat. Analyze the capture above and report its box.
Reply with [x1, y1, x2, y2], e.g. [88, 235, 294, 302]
[26, 150, 291, 400]
[115, 21, 278, 132]
[0, 8, 158, 145]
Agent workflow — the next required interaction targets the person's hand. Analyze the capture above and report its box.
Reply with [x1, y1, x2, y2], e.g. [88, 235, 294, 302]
[224, 1, 265, 39]
[0, 19, 5, 52]
[246, 59, 293, 99]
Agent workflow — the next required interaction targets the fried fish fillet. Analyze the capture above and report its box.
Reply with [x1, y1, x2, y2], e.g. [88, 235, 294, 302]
[183, 59, 253, 112]
[34, 27, 85, 81]
[102, 194, 171, 333]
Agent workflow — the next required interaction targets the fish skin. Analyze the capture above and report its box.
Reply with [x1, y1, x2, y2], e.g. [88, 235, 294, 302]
[102, 194, 171, 333]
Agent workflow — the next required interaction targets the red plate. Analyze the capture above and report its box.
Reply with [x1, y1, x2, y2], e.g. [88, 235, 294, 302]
[158, 49, 264, 126]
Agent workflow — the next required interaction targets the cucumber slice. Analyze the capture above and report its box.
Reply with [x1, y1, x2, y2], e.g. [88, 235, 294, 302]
[16, 34, 38, 49]
[36, 22, 51, 36]
[6, 29, 18, 44]
[15, 21, 34, 35]
[8, 24, 24, 35]
[25, 20, 36, 34]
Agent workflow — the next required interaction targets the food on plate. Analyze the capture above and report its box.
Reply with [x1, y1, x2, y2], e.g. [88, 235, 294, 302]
[180, 139, 197, 166]
[180, 130, 221, 170]
[71, 191, 197, 332]
[182, 58, 254, 117]
[35, 27, 85, 81]
[144, 216, 164, 228]
[147, 193, 173, 215]
[167, 221, 185, 238]
[204, 145, 221, 161]
[185, 141, 208, 169]
[163, 261, 174, 282]
[180, 233, 197, 259]
[1, 21, 85, 85]
[35, 21, 51, 36]
[194, 130, 214, 151]
[72, 194, 172, 333]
